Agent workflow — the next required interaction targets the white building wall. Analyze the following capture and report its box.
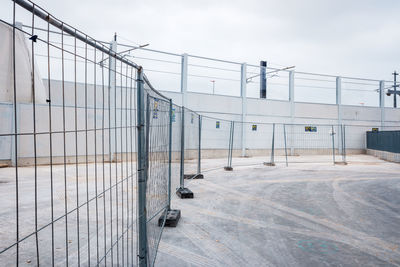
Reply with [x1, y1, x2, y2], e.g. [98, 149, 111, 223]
[1, 79, 400, 164]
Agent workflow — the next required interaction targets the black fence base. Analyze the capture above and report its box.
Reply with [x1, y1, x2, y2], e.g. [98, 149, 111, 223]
[224, 166, 233, 171]
[184, 173, 204, 179]
[334, 161, 348, 165]
[176, 187, 194, 199]
[263, 162, 276, 166]
[158, 209, 181, 227]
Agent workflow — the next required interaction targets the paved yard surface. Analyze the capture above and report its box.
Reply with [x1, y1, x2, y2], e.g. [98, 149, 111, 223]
[0, 154, 399, 266]
[157, 155, 400, 266]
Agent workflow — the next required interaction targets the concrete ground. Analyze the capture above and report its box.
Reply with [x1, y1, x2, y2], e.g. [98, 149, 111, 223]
[0, 154, 399, 266]
[157, 155, 400, 267]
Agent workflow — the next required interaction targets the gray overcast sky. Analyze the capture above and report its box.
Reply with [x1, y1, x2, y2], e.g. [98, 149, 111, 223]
[2, 0, 400, 81]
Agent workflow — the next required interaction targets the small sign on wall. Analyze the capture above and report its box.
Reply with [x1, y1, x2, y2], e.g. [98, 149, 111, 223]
[372, 128, 379, 132]
[172, 108, 176, 122]
[252, 125, 257, 131]
[216, 121, 220, 129]
[305, 126, 317, 132]
[153, 99, 159, 119]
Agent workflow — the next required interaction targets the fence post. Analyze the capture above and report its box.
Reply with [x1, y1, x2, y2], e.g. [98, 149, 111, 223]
[240, 63, 247, 157]
[197, 114, 204, 178]
[289, 71, 295, 156]
[284, 124, 288, 167]
[264, 123, 275, 166]
[167, 99, 173, 210]
[379, 81, 385, 128]
[159, 99, 181, 227]
[181, 54, 188, 108]
[136, 68, 148, 267]
[224, 121, 234, 171]
[180, 108, 185, 189]
[10, 23, 23, 167]
[11, 103, 20, 166]
[336, 77, 343, 155]
[109, 35, 117, 161]
[331, 125, 336, 165]
[176, 107, 193, 198]
[343, 124, 347, 163]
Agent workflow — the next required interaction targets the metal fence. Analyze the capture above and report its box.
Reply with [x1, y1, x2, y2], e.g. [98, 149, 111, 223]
[210, 122, 349, 168]
[183, 107, 201, 179]
[367, 130, 400, 153]
[171, 104, 183, 193]
[142, 86, 171, 266]
[0, 1, 172, 266]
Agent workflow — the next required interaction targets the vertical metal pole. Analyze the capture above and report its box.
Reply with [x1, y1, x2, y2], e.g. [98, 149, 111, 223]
[11, 22, 22, 167]
[331, 125, 336, 165]
[284, 124, 288, 167]
[12, 5, 20, 265]
[167, 99, 173, 210]
[180, 107, 185, 189]
[379, 81, 385, 128]
[230, 121, 235, 167]
[336, 77, 343, 155]
[136, 68, 148, 267]
[289, 71, 295, 156]
[109, 35, 117, 161]
[11, 104, 19, 166]
[181, 54, 188, 108]
[393, 71, 398, 108]
[341, 124, 345, 163]
[227, 122, 231, 168]
[240, 63, 247, 157]
[260, 61, 267, 98]
[270, 123, 275, 164]
[343, 125, 347, 163]
[197, 115, 202, 175]
[226, 121, 234, 168]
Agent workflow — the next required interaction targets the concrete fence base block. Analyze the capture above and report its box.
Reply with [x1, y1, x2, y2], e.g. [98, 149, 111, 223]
[176, 187, 194, 199]
[334, 161, 348, 165]
[263, 162, 276, 166]
[224, 166, 233, 171]
[158, 209, 181, 227]
[184, 174, 204, 179]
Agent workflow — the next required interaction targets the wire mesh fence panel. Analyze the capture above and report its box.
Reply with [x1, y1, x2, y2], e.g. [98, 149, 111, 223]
[344, 125, 372, 156]
[171, 104, 182, 191]
[242, 122, 274, 165]
[183, 107, 200, 179]
[0, 1, 139, 266]
[201, 116, 232, 170]
[343, 125, 395, 161]
[333, 124, 346, 163]
[144, 90, 170, 266]
[232, 120, 243, 159]
[282, 124, 337, 164]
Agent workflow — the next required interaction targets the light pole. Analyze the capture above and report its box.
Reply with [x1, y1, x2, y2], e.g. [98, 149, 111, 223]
[386, 71, 400, 108]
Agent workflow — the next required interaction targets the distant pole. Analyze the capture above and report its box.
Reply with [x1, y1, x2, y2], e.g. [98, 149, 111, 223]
[181, 53, 188, 107]
[210, 80, 215, 94]
[393, 71, 398, 108]
[109, 33, 117, 161]
[379, 81, 385, 128]
[240, 63, 247, 157]
[260, 61, 267, 98]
